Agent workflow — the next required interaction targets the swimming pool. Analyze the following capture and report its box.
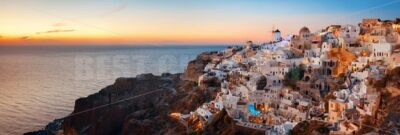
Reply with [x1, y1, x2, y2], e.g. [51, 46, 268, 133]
[248, 104, 261, 116]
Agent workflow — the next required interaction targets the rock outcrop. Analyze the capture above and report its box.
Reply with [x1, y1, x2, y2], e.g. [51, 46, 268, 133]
[182, 51, 221, 82]
[63, 73, 181, 135]
[291, 121, 330, 135]
[59, 52, 223, 135]
[366, 67, 400, 134]
[202, 109, 264, 135]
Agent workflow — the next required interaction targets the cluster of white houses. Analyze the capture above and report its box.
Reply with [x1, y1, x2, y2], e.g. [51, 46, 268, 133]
[181, 18, 400, 134]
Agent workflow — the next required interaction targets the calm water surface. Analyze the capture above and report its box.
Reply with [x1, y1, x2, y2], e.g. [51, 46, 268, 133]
[0, 45, 226, 134]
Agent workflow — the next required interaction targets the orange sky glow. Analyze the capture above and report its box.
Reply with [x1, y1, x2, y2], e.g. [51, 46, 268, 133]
[1, 0, 399, 45]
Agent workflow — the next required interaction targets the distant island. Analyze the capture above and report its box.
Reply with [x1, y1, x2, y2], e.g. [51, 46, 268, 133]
[27, 18, 400, 135]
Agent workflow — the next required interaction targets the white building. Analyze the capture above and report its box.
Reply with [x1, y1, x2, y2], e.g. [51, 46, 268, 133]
[204, 63, 215, 72]
[222, 94, 240, 109]
[307, 57, 322, 69]
[269, 122, 296, 135]
[339, 25, 360, 44]
[245, 41, 254, 50]
[321, 42, 333, 56]
[233, 85, 250, 99]
[364, 93, 379, 115]
[273, 29, 282, 42]
[249, 91, 267, 105]
[350, 56, 369, 70]
[304, 48, 320, 58]
[299, 27, 312, 45]
[368, 41, 391, 61]
[283, 57, 305, 68]
[334, 89, 350, 101]
[352, 81, 367, 97]
[196, 105, 213, 121]
[323, 32, 339, 45]
[262, 62, 289, 77]
[271, 48, 290, 62]
[351, 71, 369, 80]
[212, 98, 225, 110]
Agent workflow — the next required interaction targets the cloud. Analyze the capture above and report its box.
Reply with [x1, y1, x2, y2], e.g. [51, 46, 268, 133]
[53, 22, 67, 27]
[34, 23, 75, 35]
[36, 29, 76, 35]
[20, 36, 30, 40]
[0, 35, 2, 38]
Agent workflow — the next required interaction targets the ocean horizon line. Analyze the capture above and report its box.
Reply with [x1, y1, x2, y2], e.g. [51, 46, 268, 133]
[0, 44, 234, 48]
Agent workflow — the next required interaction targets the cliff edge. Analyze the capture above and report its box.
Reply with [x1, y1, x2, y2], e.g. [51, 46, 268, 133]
[54, 51, 223, 135]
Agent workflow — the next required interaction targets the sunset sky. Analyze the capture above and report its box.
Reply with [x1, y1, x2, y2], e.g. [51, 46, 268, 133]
[1, 0, 400, 45]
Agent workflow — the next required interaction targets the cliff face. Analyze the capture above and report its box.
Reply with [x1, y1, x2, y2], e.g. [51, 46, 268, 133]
[182, 51, 220, 82]
[368, 67, 400, 134]
[62, 52, 223, 135]
[202, 109, 264, 135]
[64, 73, 181, 135]
[291, 121, 330, 135]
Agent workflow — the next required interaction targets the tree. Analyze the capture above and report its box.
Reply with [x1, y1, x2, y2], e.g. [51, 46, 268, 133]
[284, 66, 305, 88]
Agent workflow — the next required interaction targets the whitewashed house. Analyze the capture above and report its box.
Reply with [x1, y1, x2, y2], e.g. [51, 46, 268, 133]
[368, 41, 391, 61]
[321, 42, 333, 56]
[299, 27, 312, 46]
[222, 94, 240, 109]
[263, 62, 289, 77]
[304, 48, 320, 58]
[351, 71, 369, 80]
[350, 56, 369, 71]
[323, 32, 339, 45]
[283, 57, 306, 68]
[334, 89, 351, 101]
[249, 91, 267, 105]
[196, 105, 213, 121]
[234, 85, 250, 100]
[308, 57, 322, 69]
[339, 25, 360, 44]
[213, 99, 224, 110]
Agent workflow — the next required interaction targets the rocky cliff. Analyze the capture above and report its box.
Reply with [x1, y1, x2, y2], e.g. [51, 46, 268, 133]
[202, 109, 264, 135]
[366, 67, 400, 134]
[182, 51, 221, 82]
[28, 49, 400, 135]
[291, 67, 400, 135]
[26, 51, 224, 135]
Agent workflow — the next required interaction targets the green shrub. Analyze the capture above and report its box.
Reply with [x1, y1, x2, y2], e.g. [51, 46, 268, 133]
[284, 66, 305, 88]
